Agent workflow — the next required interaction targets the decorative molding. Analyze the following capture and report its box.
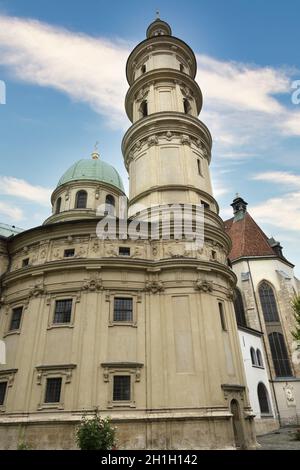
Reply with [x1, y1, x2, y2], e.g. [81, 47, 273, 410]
[144, 280, 164, 294]
[221, 384, 245, 402]
[36, 364, 76, 385]
[0, 368, 18, 387]
[194, 279, 213, 292]
[82, 278, 103, 292]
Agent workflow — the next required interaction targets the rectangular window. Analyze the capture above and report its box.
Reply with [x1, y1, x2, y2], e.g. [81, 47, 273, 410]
[53, 299, 72, 324]
[218, 302, 227, 331]
[44, 377, 62, 403]
[64, 249, 75, 258]
[113, 298, 133, 322]
[0, 381, 7, 405]
[22, 258, 29, 267]
[119, 247, 130, 256]
[9, 307, 23, 331]
[197, 159, 202, 176]
[113, 376, 131, 401]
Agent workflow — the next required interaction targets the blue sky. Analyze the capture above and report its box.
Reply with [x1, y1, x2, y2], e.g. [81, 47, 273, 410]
[0, 0, 299, 275]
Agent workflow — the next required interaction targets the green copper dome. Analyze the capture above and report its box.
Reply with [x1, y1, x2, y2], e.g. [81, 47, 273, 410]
[57, 158, 125, 192]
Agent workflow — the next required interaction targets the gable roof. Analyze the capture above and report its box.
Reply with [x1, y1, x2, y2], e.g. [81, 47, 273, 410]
[224, 212, 278, 261]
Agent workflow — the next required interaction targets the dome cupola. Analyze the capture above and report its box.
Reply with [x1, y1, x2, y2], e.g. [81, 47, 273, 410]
[44, 150, 126, 225]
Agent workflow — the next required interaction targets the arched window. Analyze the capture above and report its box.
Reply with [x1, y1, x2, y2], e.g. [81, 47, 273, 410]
[257, 383, 271, 414]
[140, 100, 148, 118]
[75, 190, 87, 209]
[257, 382, 271, 414]
[259, 282, 279, 322]
[105, 194, 115, 215]
[250, 347, 257, 365]
[55, 197, 61, 214]
[268, 332, 292, 377]
[256, 349, 264, 367]
[234, 288, 247, 327]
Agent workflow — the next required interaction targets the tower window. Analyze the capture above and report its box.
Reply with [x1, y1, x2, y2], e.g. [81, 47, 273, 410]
[218, 302, 227, 331]
[197, 159, 202, 176]
[141, 64, 146, 74]
[183, 98, 191, 114]
[140, 100, 148, 118]
[113, 298, 133, 322]
[53, 299, 73, 324]
[75, 190, 87, 209]
[180, 63, 184, 73]
[64, 249, 75, 258]
[211, 250, 216, 260]
[0, 382, 8, 406]
[56, 197, 62, 214]
[234, 288, 247, 327]
[9, 307, 23, 331]
[113, 376, 131, 401]
[22, 258, 29, 267]
[44, 377, 62, 403]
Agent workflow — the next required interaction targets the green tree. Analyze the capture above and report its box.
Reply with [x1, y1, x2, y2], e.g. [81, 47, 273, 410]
[76, 410, 116, 450]
[292, 295, 300, 346]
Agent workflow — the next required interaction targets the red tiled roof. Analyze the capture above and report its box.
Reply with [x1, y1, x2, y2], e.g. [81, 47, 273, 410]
[224, 212, 276, 261]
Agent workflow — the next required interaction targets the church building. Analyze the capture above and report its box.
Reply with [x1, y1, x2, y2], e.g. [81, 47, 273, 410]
[0, 17, 292, 450]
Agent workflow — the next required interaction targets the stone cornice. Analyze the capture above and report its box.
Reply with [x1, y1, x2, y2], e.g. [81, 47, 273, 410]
[129, 185, 219, 213]
[122, 112, 212, 165]
[2, 257, 236, 287]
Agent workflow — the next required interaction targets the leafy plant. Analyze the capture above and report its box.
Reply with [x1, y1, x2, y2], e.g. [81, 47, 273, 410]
[292, 296, 300, 347]
[76, 410, 116, 450]
[17, 441, 31, 450]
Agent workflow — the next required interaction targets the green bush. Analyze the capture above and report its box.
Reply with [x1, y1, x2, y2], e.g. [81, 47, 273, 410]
[76, 411, 116, 450]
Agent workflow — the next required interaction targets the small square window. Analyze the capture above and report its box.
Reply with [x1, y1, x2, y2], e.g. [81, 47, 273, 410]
[113, 376, 131, 401]
[22, 258, 29, 267]
[119, 247, 130, 256]
[141, 64, 146, 74]
[44, 377, 62, 403]
[9, 307, 23, 331]
[0, 381, 7, 406]
[113, 298, 133, 322]
[64, 249, 75, 258]
[54, 299, 73, 324]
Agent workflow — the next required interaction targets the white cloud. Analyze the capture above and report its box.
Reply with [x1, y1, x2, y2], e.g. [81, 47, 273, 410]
[0, 201, 23, 221]
[0, 14, 130, 128]
[252, 171, 300, 187]
[0, 176, 51, 205]
[251, 192, 300, 232]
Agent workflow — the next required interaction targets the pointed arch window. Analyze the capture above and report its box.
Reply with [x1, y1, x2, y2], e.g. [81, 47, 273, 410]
[268, 332, 292, 377]
[234, 288, 247, 327]
[105, 194, 115, 215]
[257, 383, 271, 415]
[259, 282, 280, 323]
[75, 190, 87, 209]
[55, 197, 61, 214]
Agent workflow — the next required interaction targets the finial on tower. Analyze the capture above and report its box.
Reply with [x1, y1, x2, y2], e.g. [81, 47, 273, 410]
[156, 9, 160, 19]
[91, 141, 100, 160]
